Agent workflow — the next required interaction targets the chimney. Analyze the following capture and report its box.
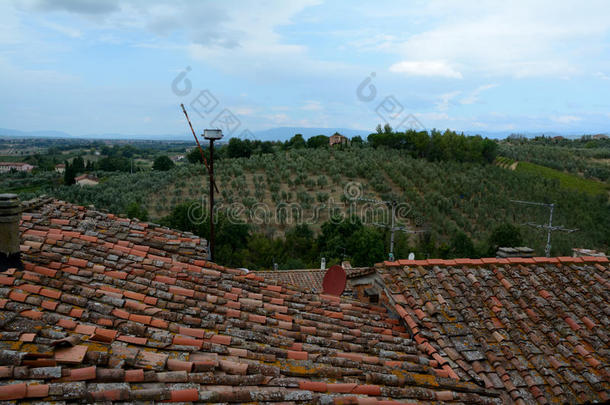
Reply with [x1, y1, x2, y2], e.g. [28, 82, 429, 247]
[0, 194, 22, 271]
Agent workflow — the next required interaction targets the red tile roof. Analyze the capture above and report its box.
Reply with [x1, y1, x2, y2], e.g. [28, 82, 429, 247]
[376, 258, 610, 404]
[0, 199, 501, 403]
[74, 174, 99, 182]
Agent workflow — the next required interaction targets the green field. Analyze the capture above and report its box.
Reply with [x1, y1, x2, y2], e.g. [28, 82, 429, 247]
[0, 155, 28, 162]
[516, 161, 608, 196]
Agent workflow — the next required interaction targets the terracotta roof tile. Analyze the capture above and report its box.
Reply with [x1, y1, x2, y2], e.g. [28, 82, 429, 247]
[74, 324, 96, 335]
[172, 336, 203, 348]
[166, 358, 193, 372]
[207, 334, 231, 345]
[67, 257, 88, 268]
[54, 345, 88, 364]
[0, 276, 15, 285]
[69, 365, 96, 381]
[124, 368, 144, 382]
[169, 388, 199, 402]
[0, 383, 27, 400]
[25, 383, 49, 398]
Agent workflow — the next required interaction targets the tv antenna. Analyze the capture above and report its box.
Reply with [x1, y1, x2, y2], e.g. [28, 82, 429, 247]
[510, 200, 578, 257]
[181, 104, 223, 261]
[351, 197, 425, 260]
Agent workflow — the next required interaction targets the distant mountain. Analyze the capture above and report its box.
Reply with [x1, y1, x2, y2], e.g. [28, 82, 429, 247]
[82, 133, 192, 140]
[0, 128, 72, 138]
[464, 130, 595, 140]
[0, 127, 193, 141]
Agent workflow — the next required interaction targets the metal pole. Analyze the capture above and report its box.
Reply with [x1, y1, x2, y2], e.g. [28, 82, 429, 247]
[389, 202, 396, 258]
[545, 203, 554, 257]
[209, 139, 215, 262]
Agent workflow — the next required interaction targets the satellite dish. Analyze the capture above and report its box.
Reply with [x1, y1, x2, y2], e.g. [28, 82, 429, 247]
[408, 252, 415, 260]
[322, 265, 347, 296]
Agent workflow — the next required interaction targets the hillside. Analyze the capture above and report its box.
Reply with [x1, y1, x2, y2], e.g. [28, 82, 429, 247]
[43, 145, 608, 262]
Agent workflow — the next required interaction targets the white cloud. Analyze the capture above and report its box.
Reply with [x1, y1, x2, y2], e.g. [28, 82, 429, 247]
[42, 21, 82, 38]
[460, 84, 498, 105]
[178, 1, 325, 71]
[595, 72, 610, 80]
[389, 60, 462, 79]
[415, 112, 450, 121]
[301, 101, 323, 111]
[233, 107, 256, 116]
[264, 113, 291, 125]
[552, 115, 581, 124]
[435, 91, 461, 111]
[270, 106, 292, 111]
[34, 0, 121, 16]
[0, 3, 23, 45]
[348, 33, 402, 52]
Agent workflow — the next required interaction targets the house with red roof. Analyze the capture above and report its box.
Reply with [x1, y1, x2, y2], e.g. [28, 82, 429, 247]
[329, 133, 348, 147]
[0, 162, 34, 173]
[75, 174, 99, 186]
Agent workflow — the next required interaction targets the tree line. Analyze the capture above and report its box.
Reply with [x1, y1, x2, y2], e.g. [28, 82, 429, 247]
[185, 127, 497, 165]
[367, 125, 498, 163]
[160, 202, 525, 270]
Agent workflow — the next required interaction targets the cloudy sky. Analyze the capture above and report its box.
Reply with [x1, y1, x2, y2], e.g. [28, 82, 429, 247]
[1, 0, 609, 136]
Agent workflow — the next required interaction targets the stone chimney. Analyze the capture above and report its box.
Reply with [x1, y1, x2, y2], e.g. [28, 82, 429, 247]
[0, 194, 22, 271]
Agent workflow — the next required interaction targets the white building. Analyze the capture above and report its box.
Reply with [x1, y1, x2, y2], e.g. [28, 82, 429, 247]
[75, 174, 99, 186]
[0, 162, 35, 173]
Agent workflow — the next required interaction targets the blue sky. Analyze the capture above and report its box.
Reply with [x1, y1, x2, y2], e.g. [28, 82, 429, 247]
[1, 0, 609, 137]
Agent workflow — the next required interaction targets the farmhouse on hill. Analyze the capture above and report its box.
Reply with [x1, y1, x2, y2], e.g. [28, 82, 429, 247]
[329, 132, 348, 147]
[75, 174, 99, 186]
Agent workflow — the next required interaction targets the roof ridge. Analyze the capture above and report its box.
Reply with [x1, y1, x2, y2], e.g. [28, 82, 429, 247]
[381, 255, 608, 268]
